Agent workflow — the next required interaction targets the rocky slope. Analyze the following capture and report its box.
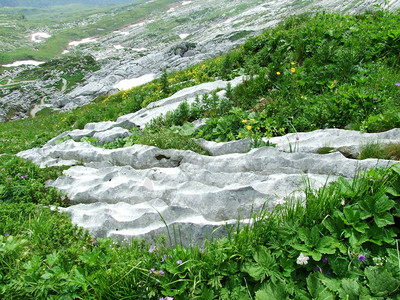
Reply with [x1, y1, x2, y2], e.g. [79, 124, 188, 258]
[2, 0, 400, 121]
[17, 78, 400, 247]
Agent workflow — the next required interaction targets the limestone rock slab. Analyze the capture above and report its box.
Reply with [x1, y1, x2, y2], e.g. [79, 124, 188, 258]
[18, 137, 396, 246]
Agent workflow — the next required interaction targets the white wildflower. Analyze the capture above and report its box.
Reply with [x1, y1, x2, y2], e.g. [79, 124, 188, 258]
[296, 253, 310, 265]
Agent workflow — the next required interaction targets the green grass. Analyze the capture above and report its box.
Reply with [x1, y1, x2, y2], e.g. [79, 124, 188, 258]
[0, 8, 400, 299]
[359, 142, 400, 160]
[1, 155, 399, 298]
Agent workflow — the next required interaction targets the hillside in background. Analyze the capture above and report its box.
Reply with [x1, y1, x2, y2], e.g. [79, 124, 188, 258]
[0, 0, 137, 7]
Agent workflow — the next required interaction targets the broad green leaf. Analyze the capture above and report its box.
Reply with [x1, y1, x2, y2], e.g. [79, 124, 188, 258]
[321, 277, 341, 293]
[337, 177, 354, 197]
[393, 202, 400, 217]
[330, 257, 349, 277]
[255, 281, 287, 300]
[307, 274, 335, 300]
[343, 206, 363, 223]
[374, 194, 395, 213]
[338, 279, 359, 300]
[322, 214, 345, 236]
[347, 230, 368, 249]
[386, 248, 400, 270]
[390, 163, 400, 176]
[310, 250, 322, 261]
[365, 266, 399, 297]
[386, 187, 400, 197]
[298, 227, 310, 243]
[307, 274, 319, 298]
[368, 225, 396, 244]
[254, 246, 272, 266]
[358, 197, 375, 218]
[352, 221, 369, 234]
[310, 226, 321, 245]
[180, 122, 196, 136]
[45, 251, 59, 267]
[374, 212, 394, 227]
[316, 236, 337, 254]
[241, 263, 265, 282]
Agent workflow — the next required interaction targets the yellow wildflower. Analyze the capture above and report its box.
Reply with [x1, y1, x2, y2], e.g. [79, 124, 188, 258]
[250, 118, 255, 122]
[291, 62, 295, 65]
[242, 119, 247, 123]
[247, 125, 252, 130]
[290, 68, 296, 73]
[276, 71, 281, 75]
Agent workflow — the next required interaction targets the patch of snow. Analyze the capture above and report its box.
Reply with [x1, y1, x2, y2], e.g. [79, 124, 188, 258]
[129, 21, 146, 28]
[132, 48, 147, 51]
[113, 73, 156, 90]
[31, 32, 51, 43]
[114, 31, 129, 36]
[3, 60, 45, 67]
[62, 50, 70, 54]
[182, 1, 192, 5]
[114, 45, 124, 50]
[68, 38, 97, 47]
[167, 7, 175, 12]
[179, 33, 189, 39]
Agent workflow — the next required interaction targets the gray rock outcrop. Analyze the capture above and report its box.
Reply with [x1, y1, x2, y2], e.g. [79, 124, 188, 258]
[16, 76, 400, 247]
[18, 131, 399, 246]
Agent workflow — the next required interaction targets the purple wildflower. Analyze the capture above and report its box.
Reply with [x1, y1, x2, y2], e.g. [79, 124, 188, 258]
[160, 298, 165, 300]
[4, 233, 9, 236]
[396, 83, 400, 86]
[159, 270, 165, 275]
[162, 254, 168, 262]
[177, 260, 183, 265]
[314, 266, 323, 272]
[150, 268, 155, 273]
[149, 245, 156, 253]
[7, 178, 12, 180]
[358, 255, 366, 261]
[373, 98, 377, 102]
[166, 297, 174, 300]
[296, 136, 300, 141]
[322, 257, 328, 263]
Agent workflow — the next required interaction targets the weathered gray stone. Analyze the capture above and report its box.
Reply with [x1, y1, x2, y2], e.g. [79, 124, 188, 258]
[267, 128, 400, 157]
[93, 127, 129, 144]
[18, 133, 397, 246]
[196, 138, 251, 156]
